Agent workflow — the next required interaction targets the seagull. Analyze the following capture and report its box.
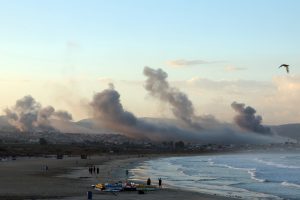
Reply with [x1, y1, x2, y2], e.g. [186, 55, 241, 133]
[279, 64, 289, 73]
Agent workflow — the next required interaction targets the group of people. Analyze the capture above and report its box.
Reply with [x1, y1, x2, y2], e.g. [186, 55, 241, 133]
[146, 177, 162, 188]
[88, 166, 99, 174]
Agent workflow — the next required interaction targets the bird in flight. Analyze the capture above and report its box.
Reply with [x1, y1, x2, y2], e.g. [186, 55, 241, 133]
[279, 64, 289, 73]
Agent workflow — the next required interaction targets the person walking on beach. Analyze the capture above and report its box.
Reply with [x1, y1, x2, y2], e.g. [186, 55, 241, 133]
[126, 169, 129, 178]
[158, 178, 162, 188]
[147, 177, 151, 185]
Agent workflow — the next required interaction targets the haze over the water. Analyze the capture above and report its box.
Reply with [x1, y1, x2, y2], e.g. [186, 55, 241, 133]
[1, 1, 300, 136]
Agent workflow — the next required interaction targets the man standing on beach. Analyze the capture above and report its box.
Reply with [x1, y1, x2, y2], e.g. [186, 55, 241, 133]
[147, 178, 151, 185]
[126, 169, 129, 178]
[158, 178, 162, 188]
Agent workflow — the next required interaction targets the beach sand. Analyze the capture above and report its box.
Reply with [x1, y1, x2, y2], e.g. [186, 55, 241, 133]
[0, 155, 235, 200]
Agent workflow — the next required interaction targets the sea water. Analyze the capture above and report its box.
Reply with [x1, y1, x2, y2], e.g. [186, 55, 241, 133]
[130, 153, 300, 200]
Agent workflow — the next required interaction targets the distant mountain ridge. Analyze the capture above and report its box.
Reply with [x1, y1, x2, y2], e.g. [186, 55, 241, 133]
[272, 123, 300, 141]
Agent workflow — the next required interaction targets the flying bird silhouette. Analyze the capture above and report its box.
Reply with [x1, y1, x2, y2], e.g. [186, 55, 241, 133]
[279, 64, 289, 73]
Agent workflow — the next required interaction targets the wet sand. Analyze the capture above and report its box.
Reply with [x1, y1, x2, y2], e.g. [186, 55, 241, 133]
[0, 155, 236, 200]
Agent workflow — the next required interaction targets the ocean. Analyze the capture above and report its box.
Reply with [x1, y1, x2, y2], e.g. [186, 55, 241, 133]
[130, 153, 300, 200]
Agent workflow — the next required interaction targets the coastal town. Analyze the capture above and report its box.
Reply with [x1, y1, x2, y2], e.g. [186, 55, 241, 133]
[1, 130, 299, 158]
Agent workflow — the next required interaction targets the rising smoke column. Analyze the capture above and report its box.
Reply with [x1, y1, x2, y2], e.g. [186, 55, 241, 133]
[53, 110, 73, 121]
[38, 106, 55, 128]
[90, 84, 138, 127]
[5, 95, 41, 131]
[89, 84, 280, 144]
[143, 66, 202, 129]
[90, 84, 206, 141]
[4, 95, 73, 132]
[231, 101, 272, 134]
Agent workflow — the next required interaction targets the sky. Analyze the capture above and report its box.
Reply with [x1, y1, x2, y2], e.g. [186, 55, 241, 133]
[1, 0, 300, 125]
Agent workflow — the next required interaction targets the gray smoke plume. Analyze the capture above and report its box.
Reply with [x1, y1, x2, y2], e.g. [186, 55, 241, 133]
[53, 110, 73, 121]
[90, 84, 282, 144]
[231, 101, 272, 135]
[4, 95, 40, 131]
[4, 95, 72, 132]
[143, 66, 202, 129]
[90, 84, 137, 126]
[90, 84, 205, 141]
[38, 106, 55, 128]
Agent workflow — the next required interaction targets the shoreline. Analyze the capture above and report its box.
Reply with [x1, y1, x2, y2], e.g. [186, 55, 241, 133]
[0, 154, 237, 200]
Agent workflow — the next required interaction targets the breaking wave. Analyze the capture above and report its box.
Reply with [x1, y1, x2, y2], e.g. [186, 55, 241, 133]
[254, 158, 300, 169]
[281, 181, 300, 189]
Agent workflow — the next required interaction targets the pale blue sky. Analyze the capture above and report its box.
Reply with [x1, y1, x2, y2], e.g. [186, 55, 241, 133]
[1, 0, 300, 123]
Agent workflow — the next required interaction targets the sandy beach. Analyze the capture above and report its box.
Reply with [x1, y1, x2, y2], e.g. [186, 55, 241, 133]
[0, 154, 235, 200]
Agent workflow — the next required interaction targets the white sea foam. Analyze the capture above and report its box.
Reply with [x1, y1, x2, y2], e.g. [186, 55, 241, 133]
[254, 158, 300, 169]
[208, 159, 245, 170]
[208, 159, 267, 183]
[215, 164, 266, 182]
[130, 154, 299, 200]
[207, 158, 214, 165]
[168, 180, 281, 200]
[247, 169, 267, 182]
[281, 181, 300, 189]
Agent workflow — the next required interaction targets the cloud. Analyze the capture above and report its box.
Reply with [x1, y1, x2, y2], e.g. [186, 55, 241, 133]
[185, 77, 273, 92]
[167, 59, 223, 68]
[98, 77, 114, 83]
[224, 66, 247, 72]
[261, 75, 300, 124]
[184, 75, 300, 125]
[273, 75, 300, 92]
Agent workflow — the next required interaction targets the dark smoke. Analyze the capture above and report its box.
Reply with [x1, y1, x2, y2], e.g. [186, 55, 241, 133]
[38, 106, 55, 128]
[231, 101, 272, 135]
[143, 66, 202, 129]
[4, 95, 40, 131]
[4, 95, 72, 132]
[90, 84, 204, 141]
[90, 84, 137, 126]
[89, 84, 281, 144]
[53, 110, 73, 121]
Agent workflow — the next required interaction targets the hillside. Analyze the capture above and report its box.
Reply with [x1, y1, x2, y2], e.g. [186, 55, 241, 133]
[272, 123, 300, 141]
